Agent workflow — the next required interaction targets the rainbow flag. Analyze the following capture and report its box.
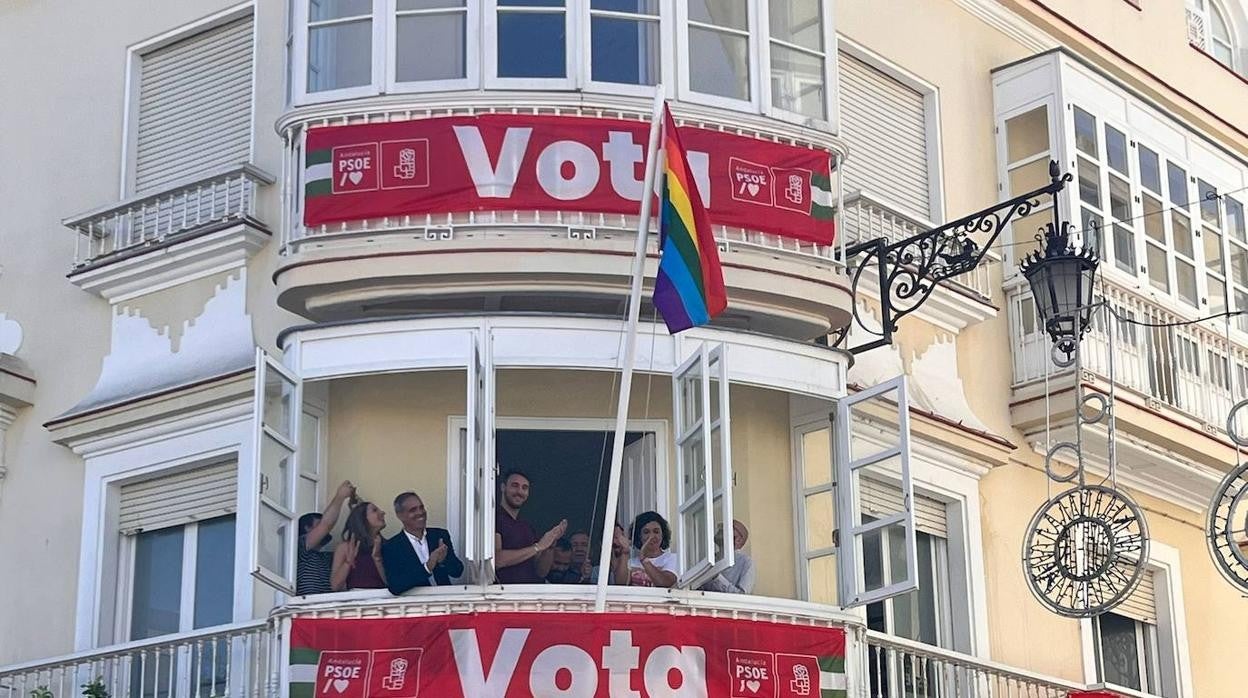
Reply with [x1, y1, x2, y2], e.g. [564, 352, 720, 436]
[653, 106, 727, 333]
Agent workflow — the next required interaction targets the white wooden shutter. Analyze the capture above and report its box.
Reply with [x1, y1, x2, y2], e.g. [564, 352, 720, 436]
[838, 51, 932, 220]
[861, 478, 947, 538]
[119, 461, 237, 534]
[1116, 570, 1157, 624]
[133, 14, 254, 194]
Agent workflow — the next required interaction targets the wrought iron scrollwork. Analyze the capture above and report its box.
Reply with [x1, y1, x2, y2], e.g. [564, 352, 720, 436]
[844, 160, 1071, 354]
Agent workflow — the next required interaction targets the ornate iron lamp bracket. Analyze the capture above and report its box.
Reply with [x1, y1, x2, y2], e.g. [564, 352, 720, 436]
[840, 160, 1072, 355]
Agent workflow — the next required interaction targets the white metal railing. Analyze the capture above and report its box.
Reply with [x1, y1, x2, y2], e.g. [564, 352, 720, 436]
[0, 621, 277, 698]
[861, 629, 1085, 698]
[840, 191, 995, 301]
[1009, 275, 1248, 435]
[64, 164, 275, 270]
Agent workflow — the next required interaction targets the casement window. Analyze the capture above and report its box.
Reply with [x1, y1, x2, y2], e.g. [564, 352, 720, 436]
[837, 49, 938, 222]
[290, 1, 835, 125]
[1187, 0, 1239, 72]
[1094, 572, 1162, 694]
[1001, 102, 1058, 255]
[127, 11, 254, 195]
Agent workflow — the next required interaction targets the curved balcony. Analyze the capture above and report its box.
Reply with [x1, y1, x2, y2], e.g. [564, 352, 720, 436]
[274, 95, 852, 341]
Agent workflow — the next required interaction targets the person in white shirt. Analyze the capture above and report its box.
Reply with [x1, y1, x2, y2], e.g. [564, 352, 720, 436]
[382, 491, 463, 594]
[616, 511, 679, 588]
[700, 519, 756, 594]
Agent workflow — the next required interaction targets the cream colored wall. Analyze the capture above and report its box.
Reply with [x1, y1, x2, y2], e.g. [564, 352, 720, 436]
[0, 0, 257, 666]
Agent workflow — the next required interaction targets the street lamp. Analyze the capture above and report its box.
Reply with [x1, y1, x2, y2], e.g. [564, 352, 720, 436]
[1020, 219, 1099, 361]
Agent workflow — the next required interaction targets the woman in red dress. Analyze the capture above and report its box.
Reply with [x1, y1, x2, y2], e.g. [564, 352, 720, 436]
[331, 501, 388, 590]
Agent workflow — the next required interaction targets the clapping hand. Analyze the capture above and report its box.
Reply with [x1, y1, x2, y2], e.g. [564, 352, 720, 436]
[538, 519, 568, 549]
[427, 540, 448, 571]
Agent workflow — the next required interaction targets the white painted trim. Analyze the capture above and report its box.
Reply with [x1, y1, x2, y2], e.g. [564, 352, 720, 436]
[74, 414, 252, 651]
[483, 0, 575, 91]
[118, 2, 256, 197]
[949, 0, 1059, 53]
[1078, 541, 1193, 698]
[445, 415, 670, 556]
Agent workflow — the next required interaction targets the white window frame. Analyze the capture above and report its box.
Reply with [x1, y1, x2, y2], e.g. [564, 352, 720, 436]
[1079, 541, 1194, 698]
[672, 342, 734, 588]
[579, 0, 674, 98]
[250, 349, 304, 595]
[483, 0, 576, 90]
[676, 0, 762, 113]
[1189, 0, 1241, 71]
[387, 0, 481, 93]
[998, 98, 1060, 269]
[119, 2, 257, 197]
[759, 0, 837, 127]
[292, 0, 386, 105]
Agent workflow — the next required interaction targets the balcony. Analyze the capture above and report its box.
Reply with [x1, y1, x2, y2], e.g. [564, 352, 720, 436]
[0, 590, 1101, 698]
[274, 99, 853, 340]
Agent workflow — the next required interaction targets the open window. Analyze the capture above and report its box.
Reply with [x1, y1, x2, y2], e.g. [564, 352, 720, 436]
[673, 342, 733, 588]
[250, 349, 310, 594]
[835, 375, 918, 608]
[464, 331, 496, 583]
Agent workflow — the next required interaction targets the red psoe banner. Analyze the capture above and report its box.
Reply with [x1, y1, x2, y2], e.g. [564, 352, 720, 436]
[302, 115, 837, 244]
[289, 612, 847, 698]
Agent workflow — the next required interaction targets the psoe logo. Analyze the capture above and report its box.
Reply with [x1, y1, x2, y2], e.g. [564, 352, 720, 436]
[369, 648, 424, 698]
[315, 650, 370, 698]
[728, 157, 774, 207]
[381, 139, 431, 190]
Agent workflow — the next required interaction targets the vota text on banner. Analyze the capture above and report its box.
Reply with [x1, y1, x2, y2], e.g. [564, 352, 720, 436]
[302, 114, 836, 245]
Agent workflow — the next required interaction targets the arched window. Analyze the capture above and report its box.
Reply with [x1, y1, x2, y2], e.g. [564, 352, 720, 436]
[1188, 0, 1239, 72]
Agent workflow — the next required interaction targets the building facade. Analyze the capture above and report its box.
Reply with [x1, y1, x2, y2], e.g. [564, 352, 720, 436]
[0, 0, 1246, 696]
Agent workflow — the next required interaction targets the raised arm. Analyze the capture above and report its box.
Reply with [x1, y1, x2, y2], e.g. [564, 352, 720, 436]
[304, 481, 355, 551]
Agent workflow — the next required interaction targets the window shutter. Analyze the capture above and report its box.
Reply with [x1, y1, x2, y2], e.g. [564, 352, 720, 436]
[119, 461, 238, 534]
[1116, 570, 1157, 625]
[133, 14, 254, 194]
[838, 51, 932, 220]
[861, 477, 947, 538]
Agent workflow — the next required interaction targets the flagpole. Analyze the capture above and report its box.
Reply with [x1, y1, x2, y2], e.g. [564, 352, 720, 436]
[595, 87, 666, 612]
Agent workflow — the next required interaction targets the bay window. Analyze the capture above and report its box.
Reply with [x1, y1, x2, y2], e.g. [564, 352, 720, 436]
[290, 0, 836, 126]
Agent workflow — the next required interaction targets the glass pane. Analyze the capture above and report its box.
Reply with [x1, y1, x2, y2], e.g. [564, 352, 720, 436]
[682, 438, 706, 495]
[1005, 106, 1049, 163]
[806, 555, 838, 604]
[684, 501, 708, 565]
[262, 366, 295, 440]
[310, 0, 371, 21]
[500, 0, 563, 4]
[769, 0, 822, 50]
[193, 517, 235, 629]
[802, 428, 832, 488]
[1205, 229, 1224, 273]
[397, 12, 466, 82]
[1143, 194, 1165, 242]
[1227, 198, 1247, 242]
[770, 44, 826, 119]
[1082, 208, 1104, 258]
[1098, 614, 1143, 690]
[1167, 162, 1188, 208]
[688, 0, 748, 29]
[689, 27, 750, 100]
[1077, 157, 1101, 207]
[1173, 212, 1194, 257]
[681, 370, 703, 428]
[710, 426, 724, 492]
[258, 504, 290, 577]
[1105, 124, 1128, 174]
[846, 388, 903, 462]
[915, 535, 938, 645]
[1113, 225, 1136, 273]
[1138, 145, 1161, 193]
[398, 0, 463, 8]
[131, 527, 184, 640]
[261, 435, 293, 509]
[857, 466, 905, 523]
[1233, 245, 1248, 286]
[1109, 174, 1131, 221]
[1073, 106, 1097, 157]
[1147, 243, 1169, 292]
[1010, 209, 1051, 255]
[1009, 157, 1050, 195]
[308, 20, 372, 92]
[1177, 260, 1197, 305]
[861, 525, 885, 593]
[805, 492, 835, 550]
[591, 16, 659, 85]
[300, 411, 319, 476]
[497, 11, 566, 78]
[593, 0, 659, 12]
[1209, 275, 1227, 314]
[1199, 180, 1221, 227]
[298, 475, 318, 515]
[1239, 290, 1248, 332]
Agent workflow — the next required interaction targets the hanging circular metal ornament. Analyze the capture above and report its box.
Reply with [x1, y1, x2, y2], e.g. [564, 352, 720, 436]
[1022, 485, 1149, 617]
[1206, 461, 1248, 593]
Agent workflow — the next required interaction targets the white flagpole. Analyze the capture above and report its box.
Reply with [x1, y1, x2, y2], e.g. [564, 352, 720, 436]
[595, 86, 666, 612]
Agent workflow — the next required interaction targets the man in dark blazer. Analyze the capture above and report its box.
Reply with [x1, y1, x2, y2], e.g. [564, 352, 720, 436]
[383, 491, 464, 594]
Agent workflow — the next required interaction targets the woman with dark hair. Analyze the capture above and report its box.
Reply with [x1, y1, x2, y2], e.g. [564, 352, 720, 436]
[331, 501, 388, 591]
[614, 511, 678, 588]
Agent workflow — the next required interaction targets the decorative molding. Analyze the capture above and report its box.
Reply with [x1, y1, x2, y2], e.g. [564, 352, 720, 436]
[68, 223, 269, 303]
[950, 0, 1060, 54]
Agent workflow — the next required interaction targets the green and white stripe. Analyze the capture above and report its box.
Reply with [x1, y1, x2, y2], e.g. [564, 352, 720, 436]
[818, 654, 848, 698]
[812, 171, 834, 221]
[305, 149, 333, 198]
[289, 646, 321, 698]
